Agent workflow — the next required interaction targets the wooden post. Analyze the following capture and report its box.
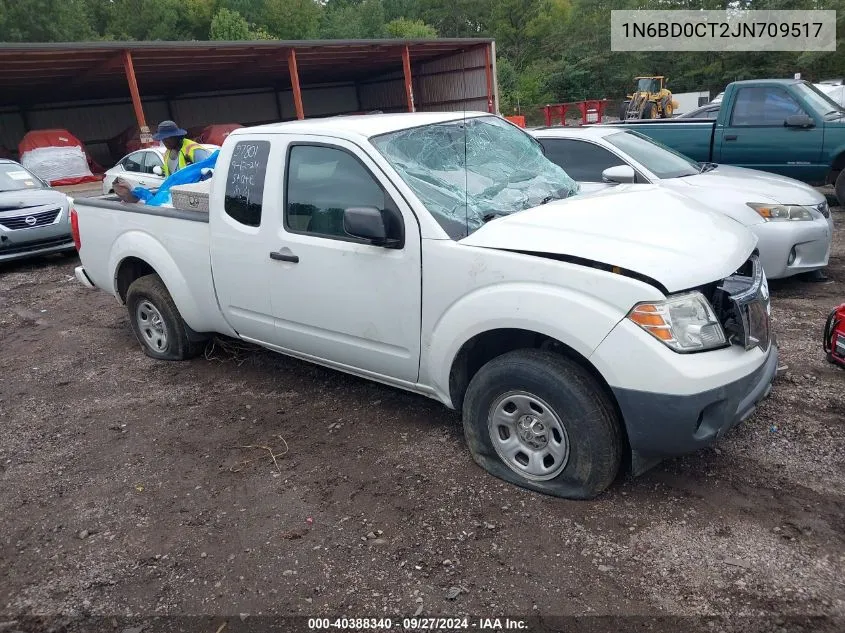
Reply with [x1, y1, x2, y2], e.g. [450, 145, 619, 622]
[122, 50, 150, 144]
[402, 45, 415, 113]
[484, 44, 494, 113]
[287, 48, 304, 120]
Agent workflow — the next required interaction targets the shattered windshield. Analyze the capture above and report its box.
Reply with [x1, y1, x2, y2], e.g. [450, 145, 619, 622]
[370, 115, 579, 239]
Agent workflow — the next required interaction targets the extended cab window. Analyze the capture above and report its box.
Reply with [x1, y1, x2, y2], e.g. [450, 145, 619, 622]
[539, 139, 624, 182]
[224, 140, 270, 227]
[730, 87, 804, 126]
[285, 144, 400, 241]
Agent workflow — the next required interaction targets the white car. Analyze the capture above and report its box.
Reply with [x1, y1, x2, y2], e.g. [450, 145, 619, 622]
[102, 144, 219, 195]
[531, 126, 834, 280]
[71, 112, 777, 499]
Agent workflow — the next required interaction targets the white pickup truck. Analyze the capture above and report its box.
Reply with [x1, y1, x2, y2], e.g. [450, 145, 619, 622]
[71, 112, 778, 499]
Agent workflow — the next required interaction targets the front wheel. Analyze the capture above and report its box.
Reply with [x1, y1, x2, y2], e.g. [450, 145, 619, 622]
[125, 274, 206, 361]
[461, 349, 623, 499]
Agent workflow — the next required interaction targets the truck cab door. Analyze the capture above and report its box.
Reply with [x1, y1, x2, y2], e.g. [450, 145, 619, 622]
[714, 85, 823, 180]
[265, 137, 422, 384]
[209, 136, 278, 343]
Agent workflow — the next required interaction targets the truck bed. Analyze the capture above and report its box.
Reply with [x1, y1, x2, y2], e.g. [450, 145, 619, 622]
[72, 195, 233, 336]
[602, 120, 715, 163]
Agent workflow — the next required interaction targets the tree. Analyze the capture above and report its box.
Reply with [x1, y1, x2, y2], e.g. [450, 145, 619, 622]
[262, 0, 323, 39]
[210, 8, 251, 40]
[385, 18, 437, 38]
[359, 0, 387, 38]
[220, 0, 264, 25]
[490, 0, 542, 71]
[419, 0, 491, 37]
[0, 0, 95, 41]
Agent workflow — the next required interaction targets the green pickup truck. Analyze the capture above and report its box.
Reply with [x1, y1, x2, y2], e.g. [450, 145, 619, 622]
[608, 79, 845, 203]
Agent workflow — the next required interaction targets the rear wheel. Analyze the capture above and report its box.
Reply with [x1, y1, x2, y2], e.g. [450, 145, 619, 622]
[126, 274, 206, 361]
[461, 349, 623, 499]
[835, 169, 845, 207]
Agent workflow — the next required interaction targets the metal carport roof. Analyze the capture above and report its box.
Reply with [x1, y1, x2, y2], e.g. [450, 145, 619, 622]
[0, 39, 494, 106]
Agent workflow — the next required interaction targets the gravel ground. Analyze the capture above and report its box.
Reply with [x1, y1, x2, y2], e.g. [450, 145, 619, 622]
[0, 202, 843, 633]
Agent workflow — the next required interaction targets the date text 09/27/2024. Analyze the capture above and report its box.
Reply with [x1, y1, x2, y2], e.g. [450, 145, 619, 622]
[307, 617, 528, 630]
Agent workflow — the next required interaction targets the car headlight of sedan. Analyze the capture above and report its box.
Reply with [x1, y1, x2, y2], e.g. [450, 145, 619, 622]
[746, 202, 814, 221]
[627, 291, 727, 353]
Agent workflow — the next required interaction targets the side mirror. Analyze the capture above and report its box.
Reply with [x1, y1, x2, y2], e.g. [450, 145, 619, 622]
[602, 164, 636, 184]
[785, 114, 814, 128]
[152, 165, 163, 176]
[343, 207, 399, 247]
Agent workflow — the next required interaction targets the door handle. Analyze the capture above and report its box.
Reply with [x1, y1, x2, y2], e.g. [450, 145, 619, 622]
[725, 135, 738, 141]
[270, 251, 299, 263]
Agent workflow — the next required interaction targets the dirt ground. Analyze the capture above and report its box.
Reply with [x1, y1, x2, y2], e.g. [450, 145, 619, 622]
[1, 200, 844, 633]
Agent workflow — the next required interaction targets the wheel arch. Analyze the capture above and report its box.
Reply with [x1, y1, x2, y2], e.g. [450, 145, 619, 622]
[448, 327, 631, 474]
[108, 232, 210, 334]
[826, 148, 845, 184]
[116, 256, 158, 303]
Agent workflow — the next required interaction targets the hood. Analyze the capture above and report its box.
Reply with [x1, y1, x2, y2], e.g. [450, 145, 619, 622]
[459, 185, 756, 293]
[0, 188, 69, 212]
[669, 164, 825, 207]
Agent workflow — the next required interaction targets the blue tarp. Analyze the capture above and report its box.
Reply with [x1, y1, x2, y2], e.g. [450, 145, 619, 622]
[132, 150, 219, 206]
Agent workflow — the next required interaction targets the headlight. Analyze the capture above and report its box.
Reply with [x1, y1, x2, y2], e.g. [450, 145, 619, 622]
[627, 291, 727, 353]
[746, 203, 813, 221]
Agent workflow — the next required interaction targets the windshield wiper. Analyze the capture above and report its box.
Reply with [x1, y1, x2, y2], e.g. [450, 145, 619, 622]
[699, 162, 718, 173]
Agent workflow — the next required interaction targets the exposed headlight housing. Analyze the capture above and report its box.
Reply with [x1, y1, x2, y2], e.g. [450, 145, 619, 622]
[747, 202, 814, 221]
[627, 291, 727, 353]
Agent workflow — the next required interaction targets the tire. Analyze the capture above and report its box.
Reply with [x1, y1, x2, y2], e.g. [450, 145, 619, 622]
[461, 349, 622, 500]
[125, 274, 206, 361]
[619, 101, 631, 120]
[835, 169, 845, 207]
[642, 101, 656, 119]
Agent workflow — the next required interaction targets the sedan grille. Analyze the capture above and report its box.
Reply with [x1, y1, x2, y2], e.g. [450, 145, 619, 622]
[0, 207, 61, 230]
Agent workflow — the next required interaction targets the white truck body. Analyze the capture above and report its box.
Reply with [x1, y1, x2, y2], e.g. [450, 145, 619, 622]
[71, 112, 778, 499]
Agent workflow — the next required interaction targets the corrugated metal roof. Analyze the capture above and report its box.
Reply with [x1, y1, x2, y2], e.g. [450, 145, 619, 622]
[0, 39, 493, 106]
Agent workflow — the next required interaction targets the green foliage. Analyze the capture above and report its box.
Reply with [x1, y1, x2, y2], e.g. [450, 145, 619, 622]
[385, 18, 438, 38]
[210, 8, 251, 41]
[0, 0, 95, 41]
[262, 0, 322, 40]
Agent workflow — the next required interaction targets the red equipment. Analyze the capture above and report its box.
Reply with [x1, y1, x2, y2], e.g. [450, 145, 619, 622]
[542, 100, 610, 127]
[823, 303, 845, 367]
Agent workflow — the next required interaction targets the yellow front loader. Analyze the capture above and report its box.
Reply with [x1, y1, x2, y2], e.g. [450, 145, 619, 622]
[620, 76, 678, 120]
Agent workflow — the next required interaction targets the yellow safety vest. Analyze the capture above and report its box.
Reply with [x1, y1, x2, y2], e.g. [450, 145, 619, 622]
[162, 139, 201, 176]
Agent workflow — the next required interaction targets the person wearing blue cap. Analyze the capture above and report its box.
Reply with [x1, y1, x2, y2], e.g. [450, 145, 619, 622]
[154, 120, 202, 177]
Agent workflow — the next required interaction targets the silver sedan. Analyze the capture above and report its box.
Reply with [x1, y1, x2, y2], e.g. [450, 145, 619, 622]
[0, 159, 73, 263]
[530, 126, 834, 280]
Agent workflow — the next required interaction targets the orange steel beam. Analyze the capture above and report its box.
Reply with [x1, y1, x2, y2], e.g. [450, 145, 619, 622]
[287, 48, 304, 120]
[484, 44, 494, 113]
[122, 50, 149, 141]
[402, 45, 415, 112]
